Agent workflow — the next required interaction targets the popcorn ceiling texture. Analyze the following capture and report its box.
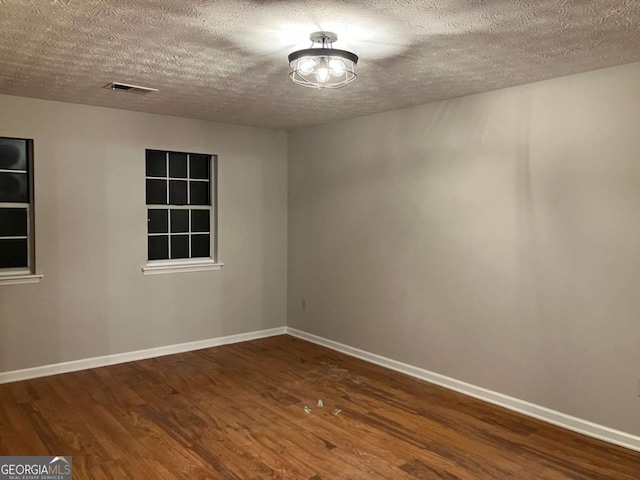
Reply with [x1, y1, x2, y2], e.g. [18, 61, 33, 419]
[0, 0, 638, 129]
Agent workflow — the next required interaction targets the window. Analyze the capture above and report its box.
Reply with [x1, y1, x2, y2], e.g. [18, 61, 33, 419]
[0, 137, 41, 284]
[143, 149, 220, 275]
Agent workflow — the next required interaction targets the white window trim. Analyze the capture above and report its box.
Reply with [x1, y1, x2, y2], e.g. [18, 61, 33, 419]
[144, 150, 220, 275]
[142, 258, 223, 276]
[0, 273, 43, 285]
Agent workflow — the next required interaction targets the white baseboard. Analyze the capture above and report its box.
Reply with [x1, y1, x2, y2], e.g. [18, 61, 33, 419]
[2, 325, 638, 453]
[0, 326, 287, 384]
[286, 327, 640, 453]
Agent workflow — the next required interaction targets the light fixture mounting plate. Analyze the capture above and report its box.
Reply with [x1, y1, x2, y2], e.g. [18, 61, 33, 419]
[310, 31, 338, 44]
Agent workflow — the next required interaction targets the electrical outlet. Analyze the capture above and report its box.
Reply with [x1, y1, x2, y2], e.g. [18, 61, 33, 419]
[301, 298, 306, 310]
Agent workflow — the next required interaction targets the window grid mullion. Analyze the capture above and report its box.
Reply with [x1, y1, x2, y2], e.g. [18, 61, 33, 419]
[148, 204, 207, 211]
[188, 213, 192, 258]
[186, 154, 191, 205]
[165, 152, 169, 205]
[187, 154, 191, 258]
[148, 232, 210, 237]
[0, 203, 29, 208]
[165, 153, 172, 259]
[145, 177, 207, 182]
[167, 209, 173, 260]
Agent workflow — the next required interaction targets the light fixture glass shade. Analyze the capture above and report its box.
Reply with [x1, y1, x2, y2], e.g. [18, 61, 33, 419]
[288, 32, 358, 89]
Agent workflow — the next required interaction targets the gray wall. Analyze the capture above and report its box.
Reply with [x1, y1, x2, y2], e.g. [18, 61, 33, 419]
[288, 62, 640, 435]
[2, 62, 639, 437]
[0, 94, 287, 372]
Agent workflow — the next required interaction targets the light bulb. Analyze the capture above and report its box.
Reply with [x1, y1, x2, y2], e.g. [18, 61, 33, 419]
[316, 67, 329, 83]
[329, 58, 346, 76]
[298, 58, 316, 75]
[315, 57, 329, 83]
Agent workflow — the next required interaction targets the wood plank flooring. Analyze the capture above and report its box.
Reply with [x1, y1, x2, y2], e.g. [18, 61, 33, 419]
[0, 335, 638, 479]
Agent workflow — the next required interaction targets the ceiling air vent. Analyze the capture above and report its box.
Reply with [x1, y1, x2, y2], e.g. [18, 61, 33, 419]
[104, 82, 158, 95]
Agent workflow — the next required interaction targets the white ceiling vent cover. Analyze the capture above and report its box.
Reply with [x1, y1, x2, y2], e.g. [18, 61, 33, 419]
[104, 82, 158, 95]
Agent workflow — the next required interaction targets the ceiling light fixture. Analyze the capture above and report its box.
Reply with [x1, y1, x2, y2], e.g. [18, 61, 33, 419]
[288, 32, 358, 89]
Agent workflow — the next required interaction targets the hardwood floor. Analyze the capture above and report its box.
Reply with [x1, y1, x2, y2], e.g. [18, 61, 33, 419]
[0, 335, 638, 479]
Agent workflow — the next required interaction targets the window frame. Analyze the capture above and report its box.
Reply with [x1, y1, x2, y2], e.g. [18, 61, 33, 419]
[142, 148, 222, 275]
[0, 137, 42, 285]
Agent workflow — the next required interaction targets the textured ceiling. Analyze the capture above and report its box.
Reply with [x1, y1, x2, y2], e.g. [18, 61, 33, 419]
[0, 0, 638, 130]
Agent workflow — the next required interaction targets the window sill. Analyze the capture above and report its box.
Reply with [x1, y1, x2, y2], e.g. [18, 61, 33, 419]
[142, 259, 224, 276]
[0, 274, 44, 286]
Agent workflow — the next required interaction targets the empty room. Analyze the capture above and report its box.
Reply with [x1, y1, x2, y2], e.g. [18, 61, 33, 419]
[0, 1, 639, 478]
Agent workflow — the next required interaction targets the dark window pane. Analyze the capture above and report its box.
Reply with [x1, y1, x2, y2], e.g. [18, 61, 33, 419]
[0, 172, 28, 203]
[0, 138, 27, 171]
[146, 179, 167, 204]
[171, 235, 189, 259]
[191, 210, 210, 233]
[191, 234, 210, 258]
[0, 208, 27, 237]
[170, 209, 189, 233]
[148, 209, 168, 234]
[169, 152, 187, 178]
[0, 238, 28, 268]
[169, 180, 187, 205]
[190, 181, 209, 205]
[190, 154, 210, 179]
[148, 235, 169, 260]
[146, 150, 166, 177]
